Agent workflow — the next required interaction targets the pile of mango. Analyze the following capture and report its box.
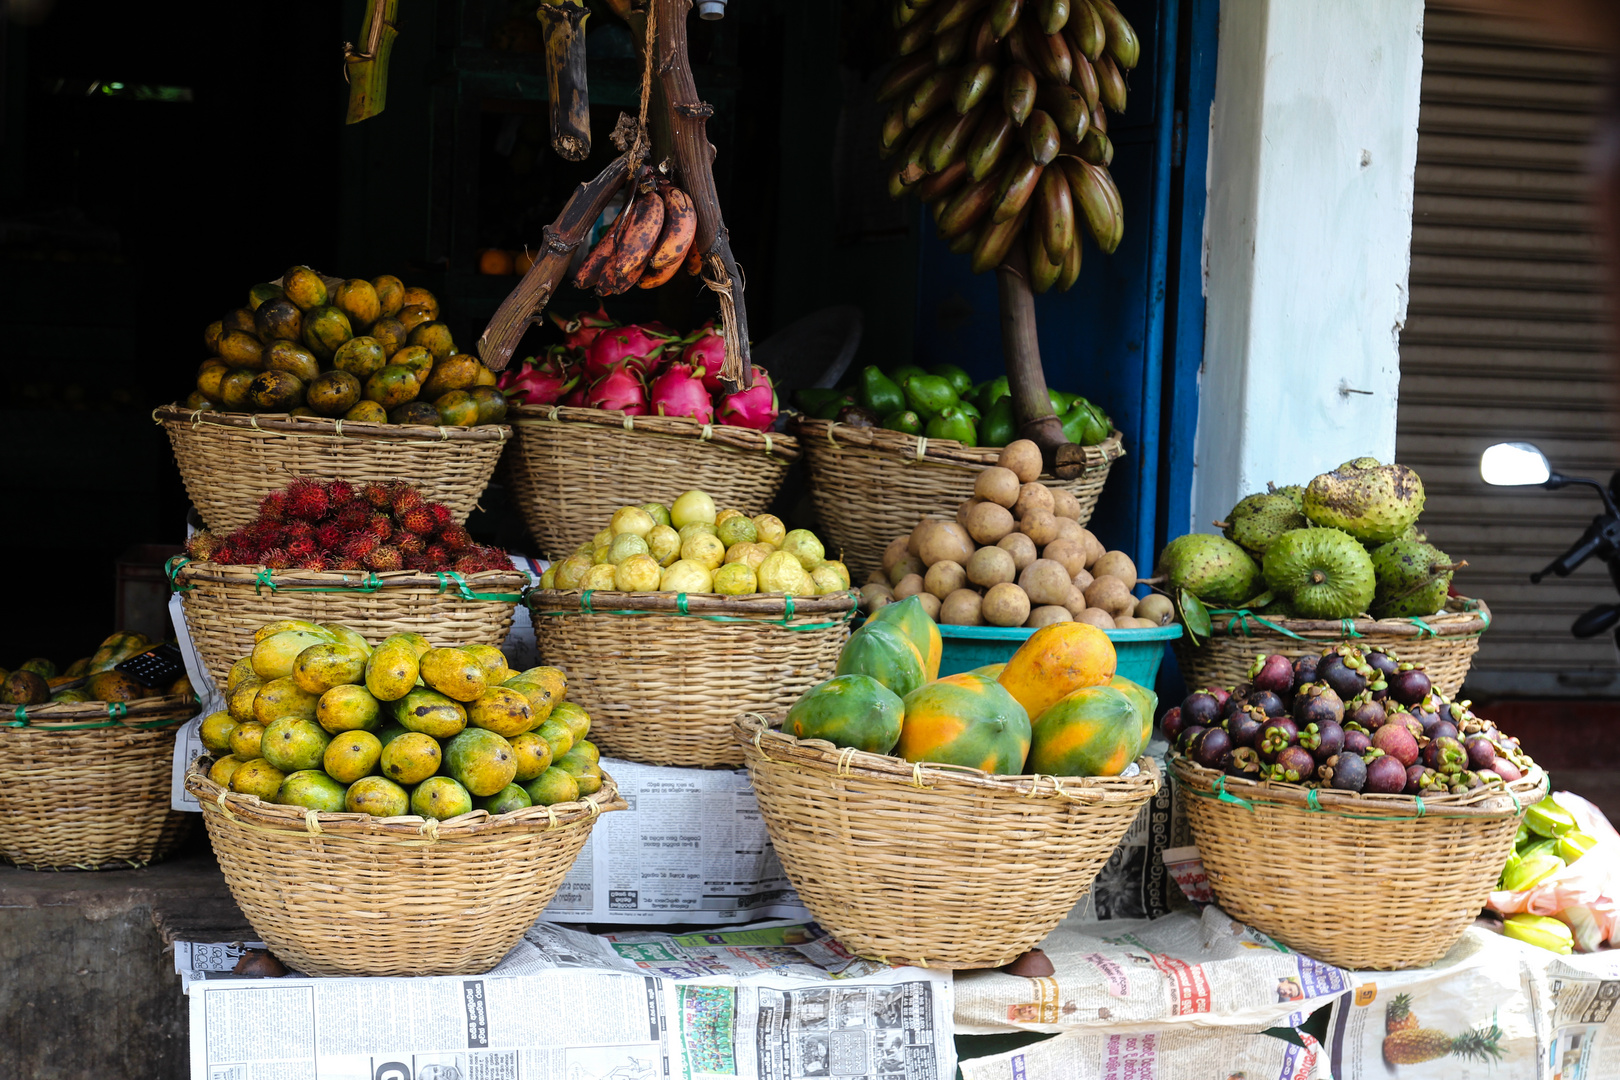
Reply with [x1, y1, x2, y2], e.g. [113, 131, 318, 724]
[187, 267, 509, 427]
[784, 596, 1148, 777]
[797, 364, 1112, 449]
[0, 632, 191, 706]
[201, 620, 600, 820]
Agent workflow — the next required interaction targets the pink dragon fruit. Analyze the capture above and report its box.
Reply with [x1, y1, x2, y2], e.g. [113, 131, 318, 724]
[584, 364, 648, 415]
[647, 361, 715, 423]
[560, 386, 587, 407]
[549, 305, 617, 351]
[682, 322, 726, 392]
[716, 365, 778, 431]
[584, 324, 671, 381]
[498, 346, 579, 405]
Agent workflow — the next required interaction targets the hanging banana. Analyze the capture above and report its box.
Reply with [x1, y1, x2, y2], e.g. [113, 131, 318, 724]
[877, 0, 1135, 293]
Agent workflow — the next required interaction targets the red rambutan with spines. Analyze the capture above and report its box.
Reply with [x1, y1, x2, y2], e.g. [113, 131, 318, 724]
[429, 504, 452, 529]
[366, 514, 393, 540]
[424, 544, 450, 566]
[342, 534, 380, 560]
[260, 548, 292, 570]
[365, 545, 403, 572]
[400, 506, 437, 536]
[391, 486, 424, 516]
[334, 557, 364, 571]
[336, 504, 371, 532]
[257, 491, 288, 521]
[314, 524, 345, 551]
[287, 538, 317, 562]
[398, 534, 427, 557]
[360, 483, 393, 510]
[248, 520, 286, 548]
[326, 479, 355, 505]
[285, 477, 329, 521]
[304, 555, 329, 573]
[438, 524, 473, 552]
[284, 520, 316, 543]
[212, 544, 238, 564]
[402, 554, 431, 572]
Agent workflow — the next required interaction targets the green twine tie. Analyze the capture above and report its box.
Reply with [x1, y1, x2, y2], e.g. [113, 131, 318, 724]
[1408, 616, 1437, 639]
[1209, 608, 1308, 642]
[1338, 619, 1364, 638]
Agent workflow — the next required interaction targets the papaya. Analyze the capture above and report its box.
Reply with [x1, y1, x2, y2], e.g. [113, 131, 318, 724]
[306, 370, 362, 416]
[998, 623, 1117, 720]
[370, 317, 408, 357]
[89, 631, 150, 673]
[1107, 674, 1158, 747]
[254, 297, 303, 343]
[895, 673, 1031, 775]
[865, 595, 943, 681]
[264, 340, 322, 383]
[333, 278, 382, 328]
[372, 275, 406, 318]
[834, 622, 926, 699]
[968, 663, 1006, 679]
[784, 675, 904, 754]
[282, 266, 329, 311]
[333, 336, 387, 380]
[1026, 685, 1143, 777]
[302, 305, 353, 360]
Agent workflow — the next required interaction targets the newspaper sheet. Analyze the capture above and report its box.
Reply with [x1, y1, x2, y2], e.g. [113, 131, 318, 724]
[539, 758, 810, 925]
[186, 964, 955, 1080]
[1520, 937, 1620, 1079]
[1069, 738, 1191, 924]
[953, 906, 1350, 1036]
[957, 1023, 1330, 1080]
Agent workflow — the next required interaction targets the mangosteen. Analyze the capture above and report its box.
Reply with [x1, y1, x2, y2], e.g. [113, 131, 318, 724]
[1257, 717, 1299, 761]
[1345, 695, 1387, 731]
[1224, 707, 1265, 748]
[1177, 724, 1207, 754]
[1321, 753, 1367, 792]
[1389, 712, 1425, 740]
[1181, 692, 1221, 726]
[1249, 653, 1295, 696]
[1371, 723, 1420, 767]
[1464, 735, 1496, 771]
[1221, 684, 1252, 719]
[1343, 728, 1372, 755]
[1364, 649, 1400, 681]
[1317, 648, 1368, 701]
[1191, 727, 1233, 771]
[1292, 683, 1345, 726]
[1227, 746, 1263, 781]
[1427, 719, 1459, 744]
[1271, 745, 1317, 783]
[1291, 654, 1319, 692]
[1490, 758, 1524, 783]
[1300, 719, 1345, 763]
[1160, 705, 1186, 743]
[1422, 735, 1467, 774]
[1246, 689, 1288, 718]
[1404, 764, 1440, 795]
[1363, 751, 1408, 794]
[1387, 667, 1432, 706]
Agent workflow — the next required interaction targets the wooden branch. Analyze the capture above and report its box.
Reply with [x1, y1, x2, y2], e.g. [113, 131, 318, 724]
[997, 246, 1086, 479]
[477, 157, 631, 371]
[538, 1, 592, 161]
[652, 0, 754, 390]
[343, 0, 399, 124]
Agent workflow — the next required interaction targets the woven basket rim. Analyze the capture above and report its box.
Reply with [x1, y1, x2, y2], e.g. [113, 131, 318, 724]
[510, 404, 801, 460]
[154, 403, 513, 444]
[737, 711, 1161, 804]
[171, 559, 530, 593]
[791, 417, 1125, 473]
[1, 692, 198, 731]
[185, 759, 626, 840]
[1197, 596, 1492, 640]
[1170, 753, 1546, 819]
[527, 588, 860, 617]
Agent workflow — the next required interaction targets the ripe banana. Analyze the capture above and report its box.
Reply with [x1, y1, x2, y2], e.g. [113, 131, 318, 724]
[954, 62, 999, 114]
[684, 243, 703, 277]
[597, 176, 665, 295]
[1094, 52, 1126, 114]
[934, 0, 991, 35]
[1060, 155, 1123, 254]
[898, 10, 938, 55]
[1033, 164, 1075, 262]
[888, 123, 934, 197]
[1058, 226, 1081, 290]
[638, 254, 684, 290]
[990, 0, 1023, 40]
[1070, 52, 1099, 110]
[1092, 0, 1139, 69]
[992, 150, 1043, 222]
[965, 108, 1015, 180]
[1036, 0, 1070, 35]
[1037, 83, 1089, 143]
[646, 185, 696, 272]
[927, 106, 982, 173]
[906, 68, 959, 128]
[1023, 109, 1060, 166]
[917, 159, 970, 202]
[1078, 128, 1112, 166]
[971, 204, 1030, 273]
[573, 206, 627, 290]
[969, 12, 999, 59]
[938, 174, 999, 239]
[935, 21, 970, 66]
[877, 53, 936, 103]
[1027, 224, 1063, 293]
[1025, 22, 1074, 86]
[879, 101, 909, 157]
[1002, 65, 1036, 125]
[1067, 0, 1105, 62]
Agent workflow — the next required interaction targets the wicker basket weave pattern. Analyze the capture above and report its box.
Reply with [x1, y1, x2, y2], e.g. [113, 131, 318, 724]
[530, 591, 856, 768]
[1172, 755, 1545, 970]
[736, 712, 1160, 968]
[186, 763, 626, 977]
[155, 405, 510, 533]
[171, 559, 526, 692]
[0, 695, 197, 869]
[794, 419, 1124, 577]
[505, 406, 801, 559]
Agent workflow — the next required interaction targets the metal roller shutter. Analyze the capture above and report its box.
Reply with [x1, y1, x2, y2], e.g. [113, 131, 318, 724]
[1397, 6, 1616, 695]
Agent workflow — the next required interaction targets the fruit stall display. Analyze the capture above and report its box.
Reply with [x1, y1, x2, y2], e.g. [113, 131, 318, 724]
[738, 599, 1160, 968]
[1166, 643, 1546, 970]
[1156, 458, 1488, 697]
[529, 490, 857, 767]
[170, 481, 528, 692]
[0, 632, 197, 869]
[188, 621, 625, 978]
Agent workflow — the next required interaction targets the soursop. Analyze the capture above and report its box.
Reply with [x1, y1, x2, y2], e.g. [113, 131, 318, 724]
[1302, 459, 1425, 544]
[1157, 534, 1259, 607]
[1262, 527, 1377, 619]
[1269, 483, 1305, 511]
[1224, 493, 1308, 557]
[1370, 539, 1458, 619]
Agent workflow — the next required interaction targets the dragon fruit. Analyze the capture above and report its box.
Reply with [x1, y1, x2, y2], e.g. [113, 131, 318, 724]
[682, 323, 726, 392]
[584, 364, 648, 415]
[716, 365, 777, 430]
[584, 324, 670, 381]
[499, 346, 579, 405]
[647, 361, 715, 423]
[560, 386, 587, 407]
[549, 305, 617, 351]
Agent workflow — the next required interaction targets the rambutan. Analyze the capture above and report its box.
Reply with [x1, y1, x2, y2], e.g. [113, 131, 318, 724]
[438, 524, 473, 552]
[212, 544, 239, 565]
[343, 534, 380, 560]
[260, 548, 292, 570]
[287, 538, 318, 562]
[398, 534, 427, 557]
[303, 555, 329, 573]
[391, 486, 425, 516]
[185, 531, 220, 562]
[360, 483, 393, 509]
[334, 557, 364, 571]
[286, 478, 330, 522]
[424, 544, 451, 567]
[314, 524, 345, 551]
[429, 503, 452, 529]
[400, 506, 437, 536]
[366, 514, 393, 540]
[284, 520, 316, 544]
[336, 503, 372, 532]
[402, 554, 431, 572]
[326, 479, 355, 505]
[365, 545, 403, 572]
[257, 491, 288, 521]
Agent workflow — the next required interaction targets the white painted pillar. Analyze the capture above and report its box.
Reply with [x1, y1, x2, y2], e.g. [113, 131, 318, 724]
[1191, 0, 1425, 533]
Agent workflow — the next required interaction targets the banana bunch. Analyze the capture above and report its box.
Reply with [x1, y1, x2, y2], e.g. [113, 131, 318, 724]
[574, 166, 702, 296]
[878, 0, 1137, 292]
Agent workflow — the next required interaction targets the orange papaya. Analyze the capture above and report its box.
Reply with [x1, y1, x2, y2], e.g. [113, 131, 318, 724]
[1107, 674, 1157, 747]
[998, 622, 1116, 719]
[895, 673, 1030, 775]
[1027, 684, 1142, 777]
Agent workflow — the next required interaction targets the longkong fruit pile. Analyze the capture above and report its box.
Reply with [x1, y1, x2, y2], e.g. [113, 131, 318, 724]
[573, 166, 701, 296]
[881, 0, 1136, 291]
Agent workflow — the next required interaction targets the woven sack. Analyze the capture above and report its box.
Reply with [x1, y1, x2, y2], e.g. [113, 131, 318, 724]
[155, 404, 511, 533]
[793, 419, 1125, 577]
[529, 590, 857, 767]
[0, 695, 197, 869]
[735, 712, 1160, 968]
[186, 760, 625, 976]
[1172, 755, 1546, 970]
[1172, 597, 1489, 699]
[504, 405, 800, 559]
[169, 558, 526, 692]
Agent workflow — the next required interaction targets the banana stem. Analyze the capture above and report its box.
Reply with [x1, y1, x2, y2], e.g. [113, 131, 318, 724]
[998, 246, 1083, 478]
[537, 2, 592, 162]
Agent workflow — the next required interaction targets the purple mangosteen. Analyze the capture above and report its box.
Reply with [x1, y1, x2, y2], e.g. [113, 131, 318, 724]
[1224, 707, 1265, 749]
[1404, 765, 1441, 795]
[1345, 695, 1387, 731]
[1227, 746, 1263, 781]
[1221, 684, 1253, 719]
[1343, 728, 1373, 755]
[1292, 683, 1345, 726]
[1371, 723, 1420, 767]
[1181, 692, 1221, 726]
[1271, 745, 1317, 783]
[1247, 689, 1288, 718]
[1190, 727, 1234, 771]
[1363, 751, 1409, 794]
[1422, 735, 1467, 774]
[1427, 719, 1459, 744]
[1321, 752, 1367, 792]
[1177, 724, 1207, 754]
[1364, 650, 1400, 681]
[1257, 717, 1299, 763]
[1300, 719, 1345, 763]
[1387, 667, 1432, 706]
[1249, 653, 1295, 696]
[1292, 654, 1319, 692]
[1317, 649, 1368, 701]
[1464, 735, 1497, 771]
[1490, 757, 1524, 783]
[1205, 687, 1231, 713]
[1160, 705, 1186, 743]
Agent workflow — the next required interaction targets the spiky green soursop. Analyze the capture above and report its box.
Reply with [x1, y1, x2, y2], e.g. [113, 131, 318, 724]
[1302, 459, 1425, 544]
[1157, 534, 1259, 607]
[1370, 539, 1457, 619]
[1262, 528, 1376, 619]
[1269, 483, 1306, 511]
[1224, 493, 1308, 557]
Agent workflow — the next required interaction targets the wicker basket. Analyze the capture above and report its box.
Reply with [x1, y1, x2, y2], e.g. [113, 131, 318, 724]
[154, 404, 511, 533]
[171, 558, 527, 692]
[794, 418, 1125, 577]
[0, 695, 197, 869]
[185, 760, 625, 976]
[528, 590, 857, 767]
[1172, 755, 1545, 970]
[1172, 597, 1490, 699]
[735, 711, 1161, 968]
[504, 406, 801, 559]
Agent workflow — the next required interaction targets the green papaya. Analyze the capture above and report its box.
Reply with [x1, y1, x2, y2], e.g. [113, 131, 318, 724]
[784, 675, 904, 754]
[834, 622, 926, 698]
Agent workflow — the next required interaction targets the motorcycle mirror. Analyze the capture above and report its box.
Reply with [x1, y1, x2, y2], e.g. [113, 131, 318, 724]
[1481, 442, 1552, 487]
